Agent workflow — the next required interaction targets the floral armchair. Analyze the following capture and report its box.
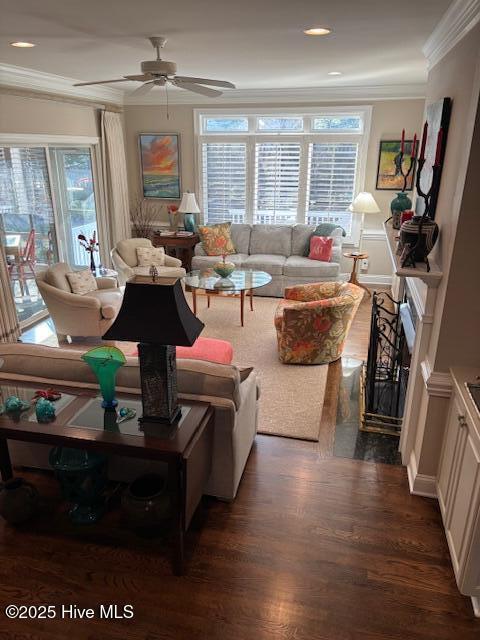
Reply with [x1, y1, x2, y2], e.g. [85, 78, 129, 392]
[274, 282, 364, 364]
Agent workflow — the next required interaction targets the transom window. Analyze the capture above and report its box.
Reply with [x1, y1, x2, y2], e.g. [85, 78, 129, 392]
[196, 107, 371, 243]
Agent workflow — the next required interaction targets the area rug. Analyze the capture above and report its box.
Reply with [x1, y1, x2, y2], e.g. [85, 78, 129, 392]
[190, 294, 328, 442]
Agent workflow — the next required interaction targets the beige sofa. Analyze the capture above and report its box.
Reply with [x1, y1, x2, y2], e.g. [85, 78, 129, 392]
[36, 263, 123, 343]
[111, 238, 186, 285]
[0, 344, 259, 501]
[192, 223, 344, 297]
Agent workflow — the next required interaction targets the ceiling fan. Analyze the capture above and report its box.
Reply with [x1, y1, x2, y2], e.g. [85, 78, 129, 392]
[73, 36, 236, 97]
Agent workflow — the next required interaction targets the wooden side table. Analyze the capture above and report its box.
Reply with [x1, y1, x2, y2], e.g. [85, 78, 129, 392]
[153, 232, 200, 271]
[343, 252, 371, 297]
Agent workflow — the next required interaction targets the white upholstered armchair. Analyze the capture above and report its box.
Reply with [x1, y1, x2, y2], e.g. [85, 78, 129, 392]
[35, 263, 123, 343]
[110, 238, 186, 285]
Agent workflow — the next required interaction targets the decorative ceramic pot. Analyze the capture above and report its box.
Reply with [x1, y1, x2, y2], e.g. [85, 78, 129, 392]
[390, 192, 412, 230]
[398, 215, 439, 270]
[183, 213, 196, 233]
[35, 398, 56, 423]
[0, 477, 39, 524]
[122, 474, 170, 534]
[213, 261, 235, 278]
[50, 447, 108, 524]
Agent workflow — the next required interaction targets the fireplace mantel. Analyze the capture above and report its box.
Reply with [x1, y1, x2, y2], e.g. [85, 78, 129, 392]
[383, 222, 442, 288]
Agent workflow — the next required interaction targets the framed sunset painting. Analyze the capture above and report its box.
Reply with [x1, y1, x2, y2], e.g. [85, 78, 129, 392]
[139, 134, 181, 199]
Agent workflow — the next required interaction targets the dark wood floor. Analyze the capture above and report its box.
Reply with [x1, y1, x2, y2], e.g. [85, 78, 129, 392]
[2, 289, 479, 639]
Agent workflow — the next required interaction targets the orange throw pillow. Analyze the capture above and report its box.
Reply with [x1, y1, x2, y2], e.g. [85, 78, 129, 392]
[197, 222, 235, 256]
[308, 236, 333, 262]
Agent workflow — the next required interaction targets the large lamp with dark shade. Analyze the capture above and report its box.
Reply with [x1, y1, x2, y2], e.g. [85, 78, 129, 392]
[103, 276, 204, 424]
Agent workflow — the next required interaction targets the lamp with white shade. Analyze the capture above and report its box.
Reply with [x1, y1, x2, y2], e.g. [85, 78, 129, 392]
[178, 191, 200, 233]
[349, 192, 380, 251]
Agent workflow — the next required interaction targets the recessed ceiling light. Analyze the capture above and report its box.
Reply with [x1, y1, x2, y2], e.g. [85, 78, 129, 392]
[328, 71, 342, 75]
[10, 41, 36, 48]
[304, 27, 331, 36]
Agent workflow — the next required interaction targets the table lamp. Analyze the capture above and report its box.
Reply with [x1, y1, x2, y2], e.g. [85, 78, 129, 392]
[349, 192, 380, 251]
[178, 191, 200, 233]
[103, 276, 204, 424]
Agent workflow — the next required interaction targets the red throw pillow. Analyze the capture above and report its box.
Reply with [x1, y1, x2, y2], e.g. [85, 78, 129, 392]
[308, 236, 333, 262]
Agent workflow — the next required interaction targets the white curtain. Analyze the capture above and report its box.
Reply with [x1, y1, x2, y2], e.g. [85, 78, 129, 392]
[100, 111, 131, 258]
[0, 245, 20, 343]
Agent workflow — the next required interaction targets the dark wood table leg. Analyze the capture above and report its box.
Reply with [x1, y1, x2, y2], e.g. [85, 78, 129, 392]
[171, 459, 186, 576]
[192, 288, 197, 315]
[249, 288, 254, 311]
[0, 438, 13, 481]
[349, 258, 371, 298]
[240, 290, 245, 327]
[207, 294, 211, 308]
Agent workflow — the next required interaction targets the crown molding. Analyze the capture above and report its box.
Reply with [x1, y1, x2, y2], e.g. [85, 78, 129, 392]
[0, 63, 124, 105]
[124, 84, 427, 106]
[423, 0, 480, 69]
[0, 63, 426, 107]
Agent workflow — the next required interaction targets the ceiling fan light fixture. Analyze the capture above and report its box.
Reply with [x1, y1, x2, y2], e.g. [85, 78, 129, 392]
[304, 27, 331, 36]
[10, 41, 36, 48]
[328, 71, 342, 75]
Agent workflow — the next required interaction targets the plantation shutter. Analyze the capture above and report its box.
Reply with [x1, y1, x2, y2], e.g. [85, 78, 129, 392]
[306, 142, 358, 234]
[202, 142, 247, 224]
[254, 142, 301, 224]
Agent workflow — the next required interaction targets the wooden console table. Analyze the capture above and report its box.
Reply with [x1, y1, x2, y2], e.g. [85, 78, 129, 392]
[153, 232, 200, 271]
[0, 380, 213, 576]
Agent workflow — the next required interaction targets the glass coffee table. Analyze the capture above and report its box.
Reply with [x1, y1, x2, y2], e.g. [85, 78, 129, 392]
[184, 269, 272, 326]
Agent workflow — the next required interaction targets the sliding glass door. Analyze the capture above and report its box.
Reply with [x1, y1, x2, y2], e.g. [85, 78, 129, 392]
[50, 148, 98, 269]
[0, 146, 59, 325]
[0, 144, 99, 327]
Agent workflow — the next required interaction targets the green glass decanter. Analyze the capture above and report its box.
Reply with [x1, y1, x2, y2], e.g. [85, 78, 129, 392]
[81, 346, 126, 409]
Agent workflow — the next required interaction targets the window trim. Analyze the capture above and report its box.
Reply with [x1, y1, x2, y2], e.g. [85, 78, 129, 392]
[194, 106, 372, 245]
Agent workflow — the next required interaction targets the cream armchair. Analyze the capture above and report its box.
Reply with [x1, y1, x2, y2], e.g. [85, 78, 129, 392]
[35, 263, 123, 343]
[111, 238, 186, 285]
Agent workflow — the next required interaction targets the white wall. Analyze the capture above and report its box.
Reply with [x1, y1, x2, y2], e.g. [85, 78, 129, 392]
[124, 98, 425, 278]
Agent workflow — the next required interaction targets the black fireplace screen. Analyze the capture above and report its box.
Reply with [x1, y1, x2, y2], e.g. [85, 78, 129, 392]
[361, 291, 410, 436]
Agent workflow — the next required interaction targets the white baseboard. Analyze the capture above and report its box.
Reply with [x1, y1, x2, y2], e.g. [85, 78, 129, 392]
[340, 273, 392, 286]
[407, 451, 437, 498]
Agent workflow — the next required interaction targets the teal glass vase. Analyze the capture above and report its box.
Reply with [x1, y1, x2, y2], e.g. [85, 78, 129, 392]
[81, 346, 126, 409]
[390, 192, 412, 230]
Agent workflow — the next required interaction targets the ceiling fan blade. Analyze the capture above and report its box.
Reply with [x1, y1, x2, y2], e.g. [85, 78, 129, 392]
[173, 81, 222, 97]
[123, 74, 154, 82]
[130, 82, 155, 96]
[73, 78, 131, 87]
[175, 76, 235, 89]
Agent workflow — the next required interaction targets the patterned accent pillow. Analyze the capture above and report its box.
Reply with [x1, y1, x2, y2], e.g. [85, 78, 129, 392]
[66, 270, 98, 295]
[136, 246, 166, 267]
[308, 236, 333, 262]
[197, 222, 235, 256]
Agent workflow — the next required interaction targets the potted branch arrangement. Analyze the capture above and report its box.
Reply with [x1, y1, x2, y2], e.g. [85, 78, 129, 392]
[397, 121, 442, 271]
[130, 196, 157, 239]
[78, 231, 99, 273]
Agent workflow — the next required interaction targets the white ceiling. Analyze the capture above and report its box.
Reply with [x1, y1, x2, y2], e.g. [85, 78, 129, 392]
[0, 0, 451, 97]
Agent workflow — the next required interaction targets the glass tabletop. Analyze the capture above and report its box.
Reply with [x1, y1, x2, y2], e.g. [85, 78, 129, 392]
[184, 269, 272, 292]
[0, 384, 191, 440]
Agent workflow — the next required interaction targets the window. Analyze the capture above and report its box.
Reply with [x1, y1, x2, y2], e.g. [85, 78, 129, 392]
[257, 117, 303, 132]
[0, 143, 100, 326]
[202, 142, 247, 224]
[254, 142, 301, 224]
[312, 116, 362, 132]
[196, 108, 371, 243]
[203, 117, 248, 133]
[306, 143, 358, 233]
